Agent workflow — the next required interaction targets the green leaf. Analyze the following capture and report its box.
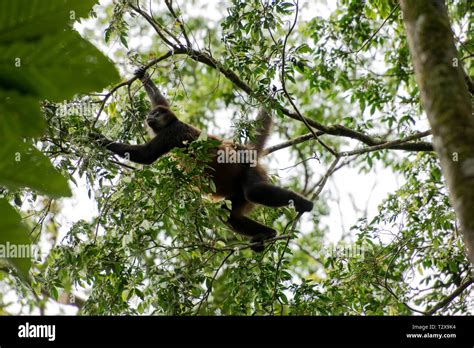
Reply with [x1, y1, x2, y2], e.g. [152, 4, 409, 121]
[0, 199, 31, 279]
[279, 292, 289, 304]
[121, 289, 130, 302]
[209, 179, 216, 193]
[0, 0, 99, 43]
[51, 287, 59, 301]
[0, 29, 120, 101]
[0, 90, 44, 137]
[134, 288, 144, 300]
[0, 140, 71, 197]
[295, 43, 312, 54]
[120, 34, 129, 48]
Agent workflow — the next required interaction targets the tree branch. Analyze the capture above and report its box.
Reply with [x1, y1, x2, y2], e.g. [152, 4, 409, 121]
[425, 277, 474, 316]
[101, 7, 435, 155]
[341, 130, 432, 156]
[265, 130, 432, 155]
[400, 0, 474, 265]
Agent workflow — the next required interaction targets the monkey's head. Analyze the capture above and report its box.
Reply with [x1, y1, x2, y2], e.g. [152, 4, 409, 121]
[146, 106, 178, 134]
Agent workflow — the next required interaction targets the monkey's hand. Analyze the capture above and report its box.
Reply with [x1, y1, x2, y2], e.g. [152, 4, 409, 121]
[133, 66, 149, 80]
[89, 131, 113, 148]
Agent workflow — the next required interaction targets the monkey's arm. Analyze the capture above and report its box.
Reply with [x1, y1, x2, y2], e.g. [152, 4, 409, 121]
[107, 137, 174, 164]
[134, 67, 170, 108]
[92, 132, 173, 165]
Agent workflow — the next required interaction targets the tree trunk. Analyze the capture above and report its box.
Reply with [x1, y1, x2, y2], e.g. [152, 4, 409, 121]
[399, 0, 474, 265]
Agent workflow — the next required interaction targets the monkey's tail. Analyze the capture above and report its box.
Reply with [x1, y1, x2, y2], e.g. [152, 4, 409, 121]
[252, 108, 272, 155]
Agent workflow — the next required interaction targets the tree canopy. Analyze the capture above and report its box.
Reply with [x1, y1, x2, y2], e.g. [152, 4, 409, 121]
[0, 0, 472, 315]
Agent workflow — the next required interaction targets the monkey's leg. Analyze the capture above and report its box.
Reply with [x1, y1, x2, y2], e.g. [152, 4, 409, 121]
[226, 214, 277, 252]
[243, 182, 314, 213]
[221, 195, 277, 252]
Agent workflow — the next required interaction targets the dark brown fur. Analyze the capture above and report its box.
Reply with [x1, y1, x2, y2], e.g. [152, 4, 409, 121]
[96, 68, 313, 251]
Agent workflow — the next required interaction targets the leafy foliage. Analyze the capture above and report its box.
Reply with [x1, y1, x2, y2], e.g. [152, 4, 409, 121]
[0, 0, 472, 315]
[0, 0, 119, 278]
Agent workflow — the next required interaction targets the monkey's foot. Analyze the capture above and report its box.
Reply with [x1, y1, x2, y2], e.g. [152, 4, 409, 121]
[89, 131, 113, 148]
[294, 197, 314, 214]
[250, 242, 265, 252]
[250, 230, 276, 252]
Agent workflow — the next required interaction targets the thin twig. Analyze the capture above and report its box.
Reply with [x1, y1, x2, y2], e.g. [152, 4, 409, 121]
[271, 212, 303, 314]
[311, 156, 340, 199]
[279, 0, 337, 156]
[164, 0, 192, 47]
[129, 2, 179, 48]
[352, 4, 400, 54]
[92, 51, 175, 128]
[196, 250, 235, 313]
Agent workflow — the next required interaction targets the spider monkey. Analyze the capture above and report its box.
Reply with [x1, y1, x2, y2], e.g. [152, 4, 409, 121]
[92, 67, 313, 251]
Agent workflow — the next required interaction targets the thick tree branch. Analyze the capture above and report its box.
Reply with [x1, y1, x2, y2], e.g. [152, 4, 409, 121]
[137, 47, 436, 153]
[400, 0, 474, 265]
[102, 6, 435, 155]
[265, 130, 432, 155]
[342, 130, 432, 156]
[178, 46, 434, 152]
